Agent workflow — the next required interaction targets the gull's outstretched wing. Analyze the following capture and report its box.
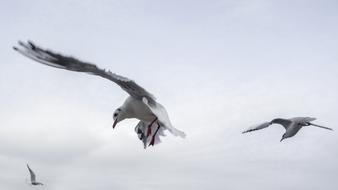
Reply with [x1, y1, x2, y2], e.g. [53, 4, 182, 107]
[26, 164, 36, 183]
[290, 117, 316, 124]
[242, 122, 272, 133]
[309, 123, 333, 131]
[271, 118, 292, 129]
[13, 41, 156, 104]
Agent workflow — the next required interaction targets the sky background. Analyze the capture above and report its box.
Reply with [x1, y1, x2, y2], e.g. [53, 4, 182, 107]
[1, 0, 338, 189]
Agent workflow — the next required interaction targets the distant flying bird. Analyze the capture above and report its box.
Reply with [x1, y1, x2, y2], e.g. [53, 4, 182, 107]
[242, 117, 333, 141]
[14, 41, 186, 148]
[26, 164, 43, 186]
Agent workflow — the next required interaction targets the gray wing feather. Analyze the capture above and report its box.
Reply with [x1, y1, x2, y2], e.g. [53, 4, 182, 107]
[242, 122, 272, 133]
[309, 123, 333, 131]
[290, 117, 316, 123]
[27, 164, 36, 183]
[13, 41, 156, 104]
[271, 118, 292, 129]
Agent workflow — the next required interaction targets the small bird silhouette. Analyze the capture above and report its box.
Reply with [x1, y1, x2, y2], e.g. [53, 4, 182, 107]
[243, 117, 333, 141]
[27, 164, 44, 186]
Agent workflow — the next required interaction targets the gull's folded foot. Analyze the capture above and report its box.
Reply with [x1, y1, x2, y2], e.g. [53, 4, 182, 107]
[147, 126, 152, 137]
[148, 123, 161, 147]
[147, 117, 157, 137]
[149, 137, 155, 146]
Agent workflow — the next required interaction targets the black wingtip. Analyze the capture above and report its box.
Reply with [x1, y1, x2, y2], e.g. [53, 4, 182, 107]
[18, 40, 24, 46]
[27, 40, 36, 50]
[13, 46, 18, 51]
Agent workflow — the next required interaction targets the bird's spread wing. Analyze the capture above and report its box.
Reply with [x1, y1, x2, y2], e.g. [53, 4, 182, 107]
[290, 117, 316, 123]
[271, 118, 292, 129]
[242, 122, 272, 133]
[308, 123, 333, 131]
[13, 41, 156, 104]
[27, 164, 36, 183]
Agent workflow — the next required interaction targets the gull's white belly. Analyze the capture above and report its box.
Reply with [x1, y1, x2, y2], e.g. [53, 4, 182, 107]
[123, 97, 156, 122]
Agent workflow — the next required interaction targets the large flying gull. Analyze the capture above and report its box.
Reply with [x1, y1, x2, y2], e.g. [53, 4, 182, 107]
[26, 164, 43, 186]
[242, 117, 332, 141]
[14, 41, 186, 148]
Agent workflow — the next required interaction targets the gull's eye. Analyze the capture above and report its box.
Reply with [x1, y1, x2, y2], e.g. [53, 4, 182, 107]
[113, 113, 118, 117]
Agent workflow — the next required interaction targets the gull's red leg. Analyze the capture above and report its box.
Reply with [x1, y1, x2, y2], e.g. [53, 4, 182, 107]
[147, 127, 152, 137]
[147, 117, 157, 137]
[149, 122, 161, 146]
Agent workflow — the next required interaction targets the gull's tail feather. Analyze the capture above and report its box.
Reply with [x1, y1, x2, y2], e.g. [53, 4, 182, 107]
[168, 127, 186, 138]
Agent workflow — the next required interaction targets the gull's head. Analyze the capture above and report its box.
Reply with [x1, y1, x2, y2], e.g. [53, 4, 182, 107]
[280, 134, 287, 142]
[112, 108, 125, 129]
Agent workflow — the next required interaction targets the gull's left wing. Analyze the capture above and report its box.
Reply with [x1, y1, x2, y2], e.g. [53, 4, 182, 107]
[13, 41, 156, 105]
[308, 123, 333, 131]
[26, 164, 36, 183]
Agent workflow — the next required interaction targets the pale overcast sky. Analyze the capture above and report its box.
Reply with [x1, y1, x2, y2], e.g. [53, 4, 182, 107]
[1, 0, 338, 189]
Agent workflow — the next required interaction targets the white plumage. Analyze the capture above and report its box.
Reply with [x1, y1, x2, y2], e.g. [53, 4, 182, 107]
[14, 41, 185, 148]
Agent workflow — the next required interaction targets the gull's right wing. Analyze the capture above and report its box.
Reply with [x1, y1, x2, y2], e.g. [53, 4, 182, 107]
[242, 122, 272, 134]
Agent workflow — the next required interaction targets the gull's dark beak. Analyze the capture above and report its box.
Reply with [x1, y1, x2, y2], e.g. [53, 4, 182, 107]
[112, 118, 118, 129]
[280, 137, 284, 142]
